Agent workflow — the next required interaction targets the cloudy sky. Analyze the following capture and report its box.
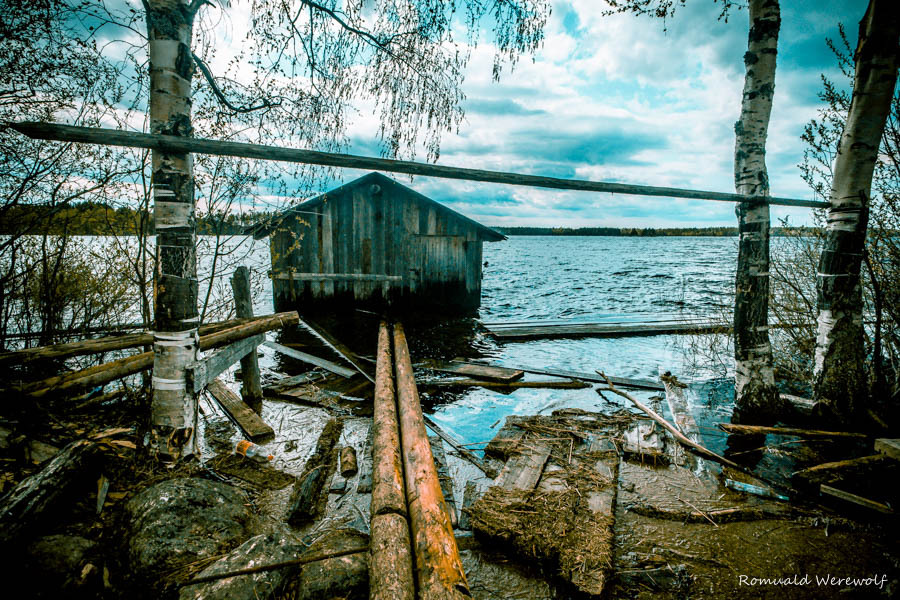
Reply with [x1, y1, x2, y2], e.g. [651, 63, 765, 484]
[322, 0, 868, 228]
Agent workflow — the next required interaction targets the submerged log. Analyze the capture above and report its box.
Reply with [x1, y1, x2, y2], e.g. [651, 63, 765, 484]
[0, 440, 99, 545]
[371, 321, 406, 517]
[287, 418, 343, 526]
[393, 322, 469, 600]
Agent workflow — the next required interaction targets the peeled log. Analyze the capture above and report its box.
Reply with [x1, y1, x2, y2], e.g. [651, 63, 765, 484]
[393, 322, 469, 600]
[371, 321, 406, 517]
[369, 513, 415, 600]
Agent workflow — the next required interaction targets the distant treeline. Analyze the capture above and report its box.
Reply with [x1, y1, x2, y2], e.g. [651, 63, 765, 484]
[492, 226, 819, 237]
[0, 202, 273, 236]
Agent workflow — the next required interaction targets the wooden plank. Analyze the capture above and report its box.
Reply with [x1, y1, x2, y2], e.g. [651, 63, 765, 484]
[299, 318, 375, 383]
[429, 435, 458, 528]
[495, 440, 552, 491]
[270, 272, 402, 282]
[719, 423, 868, 439]
[659, 370, 701, 443]
[875, 438, 900, 461]
[188, 334, 264, 393]
[423, 415, 498, 479]
[484, 416, 528, 460]
[794, 454, 886, 477]
[263, 372, 326, 395]
[420, 378, 591, 390]
[10, 122, 829, 209]
[431, 360, 524, 382]
[486, 320, 730, 341]
[206, 378, 274, 442]
[457, 481, 480, 531]
[820, 484, 894, 514]
[262, 340, 356, 378]
[454, 360, 664, 390]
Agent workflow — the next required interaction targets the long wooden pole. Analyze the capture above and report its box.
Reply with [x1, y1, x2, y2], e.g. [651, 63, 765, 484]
[393, 322, 469, 600]
[8, 122, 828, 209]
[370, 321, 415, 600]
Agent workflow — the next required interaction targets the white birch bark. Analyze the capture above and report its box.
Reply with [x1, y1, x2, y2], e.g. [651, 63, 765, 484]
[813, 0, 900, 420]
[733, 0, 780, 422]
[146, 0, 200, 459]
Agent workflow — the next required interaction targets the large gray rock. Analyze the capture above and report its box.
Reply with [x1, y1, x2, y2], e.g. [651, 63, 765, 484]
[179, 525, 306, 600]
[123, 477, 252, 585]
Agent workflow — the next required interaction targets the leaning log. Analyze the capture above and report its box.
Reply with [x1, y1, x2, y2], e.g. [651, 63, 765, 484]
[393, 322, 469, 600]
[0, 439, 99, 545]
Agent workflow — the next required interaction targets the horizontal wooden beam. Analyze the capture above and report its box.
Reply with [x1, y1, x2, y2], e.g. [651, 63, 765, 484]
[271, 271, 402, 282]
[188, 334, 264, 393]
[10, 122, 829, 209]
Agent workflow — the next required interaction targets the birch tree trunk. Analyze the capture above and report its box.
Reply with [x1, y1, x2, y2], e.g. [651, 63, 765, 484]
[733, 0, 781, 423]
[146, 0, 200, 459]
[813, 0, 900, 421]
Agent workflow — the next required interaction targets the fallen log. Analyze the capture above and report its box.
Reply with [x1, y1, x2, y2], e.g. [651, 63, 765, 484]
[394, 322, 469, 600]
[793, 454, 886, 477]
[340, 446, 358, 477]
[371, 321, 407, 517]
[0, 439, 99, 545]
[819, 484, 894, 514]
[287, 418, 343, 525]
[0, 312, 293, 367]
[718, 423, 868, 439]
[370, 512, 415, 600]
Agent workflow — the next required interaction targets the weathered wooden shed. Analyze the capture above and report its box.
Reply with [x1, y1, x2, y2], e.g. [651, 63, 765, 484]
[253, 172, 506, 313]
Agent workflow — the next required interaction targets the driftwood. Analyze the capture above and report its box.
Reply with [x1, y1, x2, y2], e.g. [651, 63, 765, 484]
[718, 423, 868, 439]
[371, 321, 407, 516]
[0, 439, 99, 545]
[819, 484, 894, 514]
[430, 361, 524, 382]
[394, 322, 470, 600]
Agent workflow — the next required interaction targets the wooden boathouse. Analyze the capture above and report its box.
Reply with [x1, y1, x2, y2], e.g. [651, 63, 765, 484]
[252, 172, 506, 313]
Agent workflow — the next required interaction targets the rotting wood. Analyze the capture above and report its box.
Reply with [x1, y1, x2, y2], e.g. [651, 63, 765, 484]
[287, 418, 343, 526]
[263, 340, 356, 378]
[357, 423, 375, 493]
[371, 321, 406, 515]
[793, 454, 886, 477]
[659, 370, 701, 443]
[423, 414, 498, 479]
[206, 378, 274, 442]
[370, 512, 415, 600]
[197, 312, 299, 351]
[340, 446, 358, 477]
[430, 360, 524, 382]
[718, 423, 868, 439]
[10, 122, 828, 208]
[0, 439, 99, 545]
[429, 435, 458, 527]
[232, 266, 264, 413]
[187, 334, 264, 393]
[874, 439, 900, 461]
[819, 484, 894, 514]
[393, 322, 470, 599]
[457, 481, 480, 531]
[420, 378, 590, 390]
[495, 440, 552, 492]
[484, 416, 529, 460]
[299, 318, 374, 383]
[263, 372, 325, 395]
[428, 360, 664, 390]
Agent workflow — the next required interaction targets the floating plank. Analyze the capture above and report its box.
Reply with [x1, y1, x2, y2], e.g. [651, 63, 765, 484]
[271, 271, 402, 282]
[188, 334, 264, 393]
[263, 340, 356, 378]
[484, 319, 730, 341]
[424, 415, 498, 479]
[206, 378, 274, 442]
[431, 360, 524, 382]
[420, 378, 590, 390]
[429, 435, 458, 528]
[299, 318, 374, 383]
[11, 122, 828, 208]
[875, 439, 900, 461]
[820, 484, 894, 514]
[496, 440, 552, 491]
[659, 370, 701, 443]
[458, 361, 664, 390]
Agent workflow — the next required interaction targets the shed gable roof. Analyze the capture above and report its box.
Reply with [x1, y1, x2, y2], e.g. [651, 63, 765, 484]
[250, 172, 506, 241]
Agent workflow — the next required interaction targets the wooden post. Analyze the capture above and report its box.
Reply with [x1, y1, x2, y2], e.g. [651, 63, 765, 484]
[393, 322, 469, 600]
[231, 266, 263, 413]
[732, 0, 781, 423]
[370, 320, 414, 600]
